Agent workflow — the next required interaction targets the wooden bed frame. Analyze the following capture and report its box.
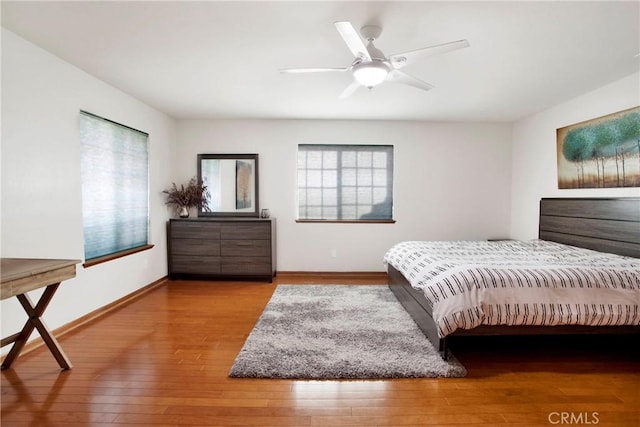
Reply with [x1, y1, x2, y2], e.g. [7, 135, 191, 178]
[388, 197, 640, 359]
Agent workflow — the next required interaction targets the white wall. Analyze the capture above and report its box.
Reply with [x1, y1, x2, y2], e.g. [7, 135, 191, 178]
[1, 29, 175, 347]
[175, 119, 513, 271]
[510, 73, 640, 240]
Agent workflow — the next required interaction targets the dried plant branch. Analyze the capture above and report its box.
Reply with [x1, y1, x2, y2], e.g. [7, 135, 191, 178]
[162, 177, 211, 212]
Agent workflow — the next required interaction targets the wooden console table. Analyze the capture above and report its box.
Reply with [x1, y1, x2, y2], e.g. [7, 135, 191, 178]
[1, 258, 80, 370]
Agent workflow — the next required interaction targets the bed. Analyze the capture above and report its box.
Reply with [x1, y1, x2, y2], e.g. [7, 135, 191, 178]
[386, 197, 640, 359]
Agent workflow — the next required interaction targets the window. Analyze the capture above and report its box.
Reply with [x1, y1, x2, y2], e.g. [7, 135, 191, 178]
[297, 144, 394, 221]
[79, 111, 150, 263]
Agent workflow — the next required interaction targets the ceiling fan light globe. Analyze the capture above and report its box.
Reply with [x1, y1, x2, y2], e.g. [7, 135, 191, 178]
[353, 62, 389, 87]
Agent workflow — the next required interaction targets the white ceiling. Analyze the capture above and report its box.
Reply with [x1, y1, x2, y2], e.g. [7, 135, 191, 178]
[2, 1, 639, 122]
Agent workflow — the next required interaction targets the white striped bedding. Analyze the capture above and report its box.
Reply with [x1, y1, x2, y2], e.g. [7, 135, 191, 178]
[383, 240, 640, 338]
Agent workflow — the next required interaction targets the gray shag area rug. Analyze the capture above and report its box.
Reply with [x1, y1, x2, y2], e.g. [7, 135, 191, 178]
[229, 285, 467, 379]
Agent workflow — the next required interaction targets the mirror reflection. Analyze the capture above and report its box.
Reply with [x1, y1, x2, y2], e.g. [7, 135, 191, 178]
[198, 154, 259, 217]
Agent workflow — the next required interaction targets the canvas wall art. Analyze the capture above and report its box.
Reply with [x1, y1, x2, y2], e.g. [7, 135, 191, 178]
[556, 106, 640, 189]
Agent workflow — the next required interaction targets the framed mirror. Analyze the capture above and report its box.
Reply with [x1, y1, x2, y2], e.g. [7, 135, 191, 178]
[197, 153, 259, 217]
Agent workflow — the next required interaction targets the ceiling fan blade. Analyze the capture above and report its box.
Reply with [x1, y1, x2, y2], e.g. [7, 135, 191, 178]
[279, 67, 350, 74]
[386, 70, 434, 92]
[389, 39, 469, 69]
[334, 21, 372, 62]
[339, 81, 361, 99]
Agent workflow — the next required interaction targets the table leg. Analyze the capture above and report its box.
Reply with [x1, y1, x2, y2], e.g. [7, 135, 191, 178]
[1, 283, 72, 370]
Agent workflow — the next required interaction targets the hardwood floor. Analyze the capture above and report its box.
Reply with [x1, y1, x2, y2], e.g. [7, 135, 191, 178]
[2, 275, 639, 426]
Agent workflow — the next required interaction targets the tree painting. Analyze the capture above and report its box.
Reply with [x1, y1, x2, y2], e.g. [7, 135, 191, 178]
[557, 106, 640, 189]
[236, 160, 253, 209]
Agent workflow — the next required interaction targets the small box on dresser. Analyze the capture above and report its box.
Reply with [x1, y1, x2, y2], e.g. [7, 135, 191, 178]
[167, 218, 276, 282]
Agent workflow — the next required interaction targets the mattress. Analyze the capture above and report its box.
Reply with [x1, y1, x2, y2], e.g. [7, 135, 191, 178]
[383, 240, 640, 337]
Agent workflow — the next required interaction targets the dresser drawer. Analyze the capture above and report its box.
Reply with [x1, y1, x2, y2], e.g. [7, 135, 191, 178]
[171, 221, 221, 239]
[221, 240, 270, 257]
[171, 238, 220, 256]
[171, 255, 221, 274]
[221, 223, 271, 240]
[221, 257, 272, 275]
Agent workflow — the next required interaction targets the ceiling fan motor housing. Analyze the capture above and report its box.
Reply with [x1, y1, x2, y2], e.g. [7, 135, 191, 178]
[365, 42, 386, 60]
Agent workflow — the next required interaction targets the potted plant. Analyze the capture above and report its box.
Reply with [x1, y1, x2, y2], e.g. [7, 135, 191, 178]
[163, 177, 211, 218]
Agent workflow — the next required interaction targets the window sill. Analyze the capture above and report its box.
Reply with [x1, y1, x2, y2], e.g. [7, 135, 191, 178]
[295, 219, 396, 224]
[83, 244, 154, 268]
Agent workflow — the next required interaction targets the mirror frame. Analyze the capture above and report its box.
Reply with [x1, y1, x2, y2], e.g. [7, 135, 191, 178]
[197, 153, 259, 217]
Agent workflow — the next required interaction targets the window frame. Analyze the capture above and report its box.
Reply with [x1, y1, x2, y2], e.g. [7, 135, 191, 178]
[296, 144, 395, 223]
[79, 110, 153, 267]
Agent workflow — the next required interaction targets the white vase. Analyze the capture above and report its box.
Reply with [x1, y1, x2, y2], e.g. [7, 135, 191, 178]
[178, 206, 189, 218]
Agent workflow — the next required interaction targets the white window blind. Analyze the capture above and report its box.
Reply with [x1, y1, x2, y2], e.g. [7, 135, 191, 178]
[297, 144, 394, 221]
[79, 111, 149, 261]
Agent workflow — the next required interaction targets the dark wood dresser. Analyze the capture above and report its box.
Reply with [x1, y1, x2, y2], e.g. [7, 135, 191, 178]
[167, 218, 276, 282]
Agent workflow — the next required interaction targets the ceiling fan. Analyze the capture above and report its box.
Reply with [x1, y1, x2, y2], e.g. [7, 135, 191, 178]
[280, 21, 470, 98]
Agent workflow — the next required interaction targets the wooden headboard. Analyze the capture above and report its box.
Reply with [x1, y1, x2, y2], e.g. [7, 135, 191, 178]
[539, 197, 640, 258]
